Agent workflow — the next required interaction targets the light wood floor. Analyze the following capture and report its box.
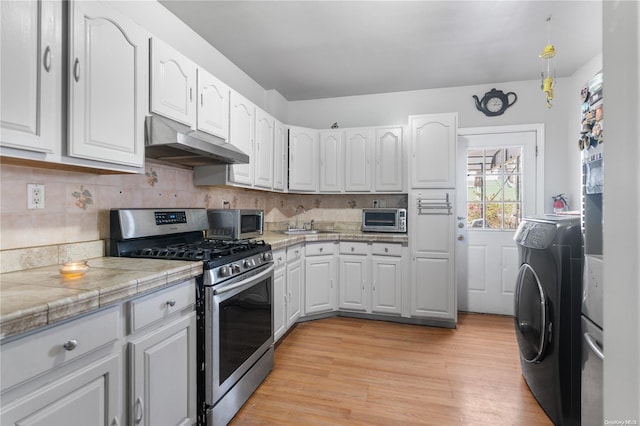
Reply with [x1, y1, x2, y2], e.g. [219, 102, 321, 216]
[231, 313, 552, 425]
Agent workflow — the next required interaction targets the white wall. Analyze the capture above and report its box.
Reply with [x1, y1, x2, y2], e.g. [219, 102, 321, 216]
[603, 0, 640, 421]
[289, 77, 576, 213]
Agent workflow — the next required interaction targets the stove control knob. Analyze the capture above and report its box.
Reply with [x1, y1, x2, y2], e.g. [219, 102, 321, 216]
[243, 259, 254, 268]
[231, 264, 241, 274]
[219, 266, 231, 277]
[262, 252, 273, 262]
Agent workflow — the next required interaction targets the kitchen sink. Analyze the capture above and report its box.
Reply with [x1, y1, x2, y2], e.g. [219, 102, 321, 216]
[281, 229, 335, 235]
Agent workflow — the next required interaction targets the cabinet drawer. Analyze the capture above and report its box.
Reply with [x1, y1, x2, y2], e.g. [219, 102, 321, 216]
[129, 279, 195, 333]
[371, 243, 402, 257]
[1, 306, 120, 391]
[273, 248, 286, 268]
[286, 244, 303, 262]
[305, 242, 335, 256]
[339, 242, 368, 255]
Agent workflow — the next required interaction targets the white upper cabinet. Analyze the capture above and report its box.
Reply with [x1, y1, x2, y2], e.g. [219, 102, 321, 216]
[289, 126, 319, 192]
[319, 130, 343, 192]
[197, 69, 230, 140]
[68, 1, 147, 167]
[273, 120, 288, 192]
[375, 127, 404, 192]
[1, 0, 60, 156]
[254, 108, 274, 189]
[410, 113, 457, 188]
[344, 128, 374, 192]
[150, 38, 197, 127]
[228, 90, 255, 185]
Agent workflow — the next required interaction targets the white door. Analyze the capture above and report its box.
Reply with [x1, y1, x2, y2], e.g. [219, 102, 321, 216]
[319, 130, 343, 192]
[344, 128, 373, 192]
[228, 91, 255, 185]
[375, 127, 403, 192]
[456, 126, 542, 315]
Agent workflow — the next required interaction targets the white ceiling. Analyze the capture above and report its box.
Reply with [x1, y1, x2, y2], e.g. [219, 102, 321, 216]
[159, 0, 602, 101]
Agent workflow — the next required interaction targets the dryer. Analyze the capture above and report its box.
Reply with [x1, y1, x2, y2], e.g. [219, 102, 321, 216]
[513, 215, 583, 426]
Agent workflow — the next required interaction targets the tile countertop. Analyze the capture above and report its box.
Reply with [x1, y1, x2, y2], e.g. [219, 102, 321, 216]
[260, 231, 409, 250]
[0, 257, 202, 341]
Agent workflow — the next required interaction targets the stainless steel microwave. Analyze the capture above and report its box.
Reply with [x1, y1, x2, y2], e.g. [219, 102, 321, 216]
[361, 208, 407, 233]
[207, 209, 264, 240]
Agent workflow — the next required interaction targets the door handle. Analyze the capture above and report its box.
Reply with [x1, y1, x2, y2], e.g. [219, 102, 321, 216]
[457, 235, 465, 241]
[584, 332, 604, 360]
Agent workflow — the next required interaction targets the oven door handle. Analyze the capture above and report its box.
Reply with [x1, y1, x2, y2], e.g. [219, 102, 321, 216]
[213, 264, 275, 295]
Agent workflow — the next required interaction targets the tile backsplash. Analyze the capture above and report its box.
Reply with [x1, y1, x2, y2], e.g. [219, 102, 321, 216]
[0, 160, 407, 251]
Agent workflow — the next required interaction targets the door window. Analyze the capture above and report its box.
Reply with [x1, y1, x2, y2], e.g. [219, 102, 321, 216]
[466, 147, 522, 229]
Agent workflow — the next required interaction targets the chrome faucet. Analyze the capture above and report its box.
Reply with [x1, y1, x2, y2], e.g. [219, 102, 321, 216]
[293, 205, 306, 230]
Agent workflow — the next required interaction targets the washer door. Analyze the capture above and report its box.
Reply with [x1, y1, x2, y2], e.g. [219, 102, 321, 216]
[514, 263, 548, 363]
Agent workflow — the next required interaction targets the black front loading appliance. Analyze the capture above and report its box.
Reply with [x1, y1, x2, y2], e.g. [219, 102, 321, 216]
[513, 215, 583, 425]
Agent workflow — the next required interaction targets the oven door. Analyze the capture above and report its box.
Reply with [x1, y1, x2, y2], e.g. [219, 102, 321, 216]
[238, 210, 264, 239]
[204, 262, 274, 405]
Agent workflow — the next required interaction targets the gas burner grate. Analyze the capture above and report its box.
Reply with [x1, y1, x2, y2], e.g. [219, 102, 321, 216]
[130, 239, 269, 262]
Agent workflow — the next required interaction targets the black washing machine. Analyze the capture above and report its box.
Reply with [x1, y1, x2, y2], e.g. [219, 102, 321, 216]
[513, 215, 583, 426]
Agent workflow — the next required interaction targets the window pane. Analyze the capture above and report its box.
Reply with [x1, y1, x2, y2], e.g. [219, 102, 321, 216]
[504, 203, 521, 229]
[467, 148, 484, 176]
[467, 176, 483, 202]
[486, 148, 504, 175]
[504, 174, 521, 202]
[485, 175, 504, 202]
[467, 203, 483, 227]
[485, 202, 503, 229]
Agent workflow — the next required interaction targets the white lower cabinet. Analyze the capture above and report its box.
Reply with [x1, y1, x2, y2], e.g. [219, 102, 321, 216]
[371, 243, 403, 315]
[0, 306, 123, 426]
[339, 242, 369, 311]
[304, 242, 338, 314]
[127, 279, 197, 426]
[338, 242, 404, 315]
[0, 280, 197, 426]
[273, 248, 287, 342]
[285, 244, 304, 327]
[0, 353, 121, 426]
[409, 190, 456, 322]
[128, 313, 196, 426]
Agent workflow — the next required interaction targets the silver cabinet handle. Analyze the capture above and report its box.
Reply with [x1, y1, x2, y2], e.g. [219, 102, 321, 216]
[73, 58, 80, 82]
[166, 299, 176, 307]
[384, 247, 389, 253]
[319, 247, 323, 252]
[351, 247, 355, 252]
[63, 339, 78, 351]
[135, 396, 144, 424]
[200, 93, 204, 106]
[111, 416, 120, 426]
[190, 87, 193, 101]
[43, 46, 52, 72]
[584, 332, 604, 360]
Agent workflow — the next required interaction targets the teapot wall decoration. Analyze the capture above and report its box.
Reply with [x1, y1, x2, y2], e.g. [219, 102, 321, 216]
[473, 88, 518, 116]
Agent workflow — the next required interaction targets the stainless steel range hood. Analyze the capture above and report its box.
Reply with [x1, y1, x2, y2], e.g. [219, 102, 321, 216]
[144, 115, 249, 167]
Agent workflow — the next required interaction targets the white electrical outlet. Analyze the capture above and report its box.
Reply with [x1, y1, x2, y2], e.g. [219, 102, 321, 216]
[27, 184, 45, 209]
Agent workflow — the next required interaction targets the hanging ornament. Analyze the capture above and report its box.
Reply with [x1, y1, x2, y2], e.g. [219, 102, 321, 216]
[540, 16, 557, 108]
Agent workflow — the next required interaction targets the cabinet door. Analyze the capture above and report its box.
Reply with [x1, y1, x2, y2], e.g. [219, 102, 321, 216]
[288, 126, 319, 192]
[410, 113, 457, 188]
[273, 265, 287, 342]
[286, 258, 303, 326]
[254, 108, 274, 189]
[150, 38, 197, 127]
[344, 128, 373, 192]
[305, 256, 337, 314]
[273, 120, 288, 191]
[319, 130, 343, 192]
[375, 127, 403, 192]
[129, 313, 197, 426]
[0, 0, 60, 155]
[228, 91, 255, 185]
[339, 256, 369, 311]
[411, 255, 455, 320]
[371, 256, 403, 314]
[0, 354, 121, 426]
[68, 1, 147, 167]
[411, 190, 454, 255]
[197, 68, 229, 140]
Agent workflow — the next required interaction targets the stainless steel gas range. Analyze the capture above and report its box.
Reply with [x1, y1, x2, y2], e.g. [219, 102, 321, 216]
[109, 208, 274, 426]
